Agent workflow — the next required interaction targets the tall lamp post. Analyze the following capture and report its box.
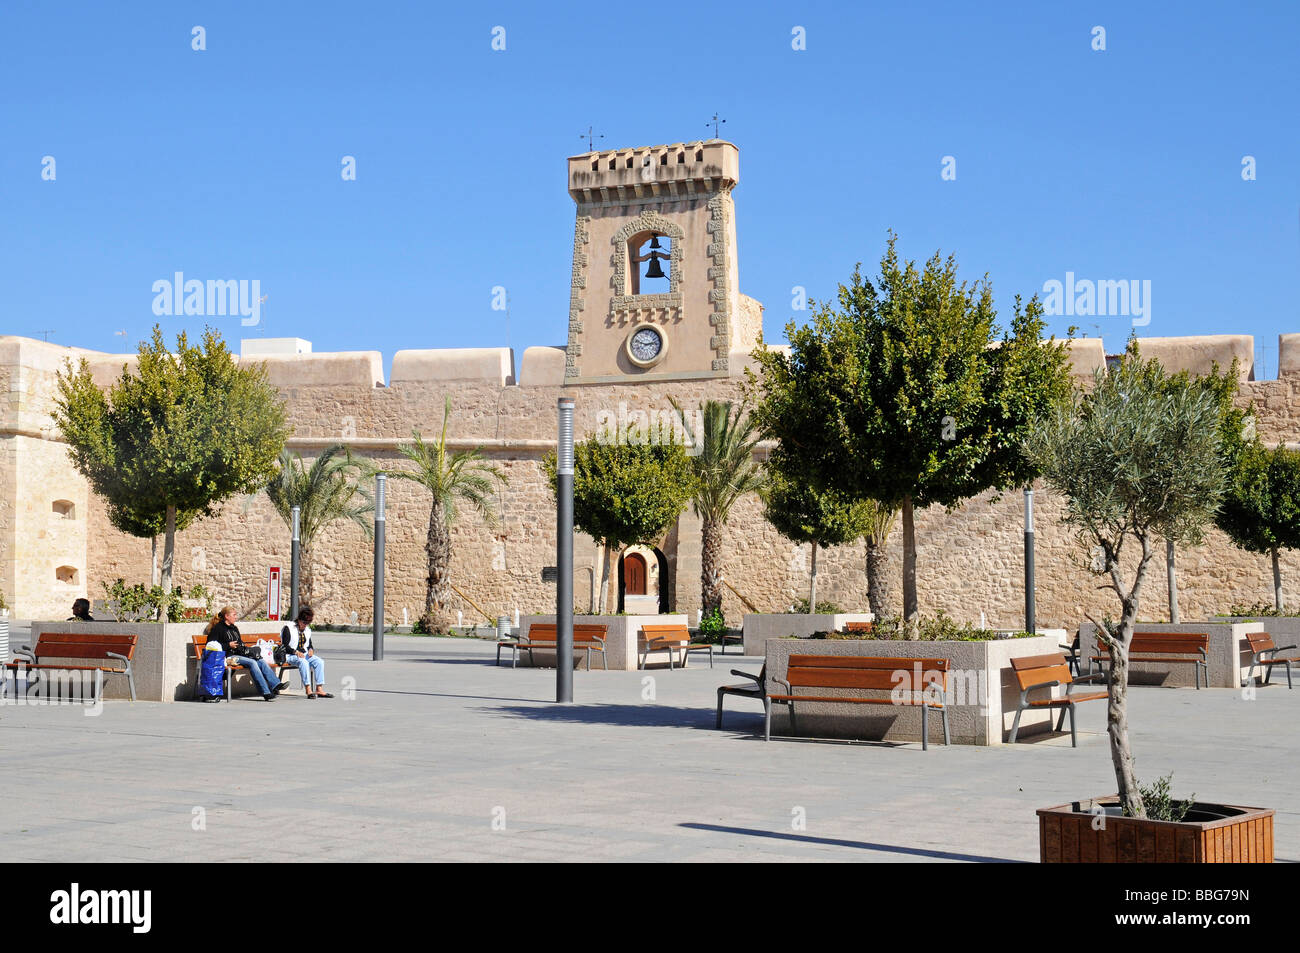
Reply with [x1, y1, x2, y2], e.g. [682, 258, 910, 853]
[556, 397, 575, 703]
[1024, 487, 1036, 634]
[373, 473, 386, 661]
[289, 505, 301, 624]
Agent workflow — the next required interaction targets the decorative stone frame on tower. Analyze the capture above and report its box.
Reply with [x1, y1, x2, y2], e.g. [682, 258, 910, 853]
[563, 140, 756, 384]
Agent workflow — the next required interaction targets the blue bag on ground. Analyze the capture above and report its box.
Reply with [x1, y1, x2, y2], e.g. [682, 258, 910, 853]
[197, 649, 225, 700]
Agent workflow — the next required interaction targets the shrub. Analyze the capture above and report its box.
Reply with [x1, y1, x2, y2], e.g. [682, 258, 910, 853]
[800, 611, 1029, 641]
[696, 608, 727, 643]
[1130, 774, 1194, 822]
[790, 598, 841, 614]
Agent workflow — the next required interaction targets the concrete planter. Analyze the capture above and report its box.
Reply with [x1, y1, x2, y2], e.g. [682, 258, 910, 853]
[519, 614, 690, 671]
[1038, 797, 1274, 862]
[1078, 621, 1258, 688]
[762, 634, 1061, 745]
[27, 620, 292, 702]
[742, 613, 874, 656]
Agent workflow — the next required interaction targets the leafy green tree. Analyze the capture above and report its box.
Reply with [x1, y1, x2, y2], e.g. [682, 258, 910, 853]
[1158, 360, 1249, 621]
[762, 470, 873, 613]
[752, 234, 1072, 632]
[670, 399, 766, 615]
[1216, 441, 1300, 611]
[266, 445, 375, 607]
[53, 326, 288, 592]
[387, 399, 507, 633]
[1022, 347, 1227, 818]
[545, 429, 695, 614]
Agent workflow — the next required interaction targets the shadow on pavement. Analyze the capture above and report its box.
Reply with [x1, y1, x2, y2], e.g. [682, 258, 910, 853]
[678, 823, 1025, 862]
[487, 703, 715, 729]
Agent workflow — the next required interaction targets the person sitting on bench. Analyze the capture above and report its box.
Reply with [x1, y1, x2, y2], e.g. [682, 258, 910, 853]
[282, 607, 332, 699]
[67, 598, 95, 622]
[206, 607, 287, 702]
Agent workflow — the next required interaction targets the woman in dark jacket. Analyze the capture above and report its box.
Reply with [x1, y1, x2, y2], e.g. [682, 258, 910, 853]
[205, 607, 286, 701]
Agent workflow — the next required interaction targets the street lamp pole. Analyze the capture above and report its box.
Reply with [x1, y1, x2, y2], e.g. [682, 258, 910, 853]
[557, 397, 575, 703]
[289, 506, 301, 624]
[373, 474, 386, 661]
[1024, 487, 1036, 634]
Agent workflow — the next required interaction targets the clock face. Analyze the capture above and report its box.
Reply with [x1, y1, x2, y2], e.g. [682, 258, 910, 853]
[629, 327, 663, 363]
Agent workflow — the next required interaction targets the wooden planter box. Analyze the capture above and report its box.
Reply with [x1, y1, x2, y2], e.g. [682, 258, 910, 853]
[1038, 797, 1274, 863]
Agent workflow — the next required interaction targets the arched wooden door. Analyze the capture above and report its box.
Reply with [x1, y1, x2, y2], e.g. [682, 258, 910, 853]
[624, 552, 648, 596]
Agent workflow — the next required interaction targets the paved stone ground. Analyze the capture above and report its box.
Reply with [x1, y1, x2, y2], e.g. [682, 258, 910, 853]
[0, 632, 1295, 862]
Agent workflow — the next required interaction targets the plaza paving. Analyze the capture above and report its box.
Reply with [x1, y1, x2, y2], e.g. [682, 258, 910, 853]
[0, 631, 1295, 862]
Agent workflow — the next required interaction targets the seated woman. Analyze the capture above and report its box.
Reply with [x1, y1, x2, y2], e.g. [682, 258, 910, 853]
[205, 606, 287, 702]
[68, 598, 95, 622]
[282, 607, 332, 698]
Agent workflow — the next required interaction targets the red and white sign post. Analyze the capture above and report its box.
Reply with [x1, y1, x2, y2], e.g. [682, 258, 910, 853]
[268, 566, 282, 621]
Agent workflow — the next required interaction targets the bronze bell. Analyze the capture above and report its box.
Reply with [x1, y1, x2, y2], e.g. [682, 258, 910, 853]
[644, 254, 666, 280]
[649, 235, 663, 250]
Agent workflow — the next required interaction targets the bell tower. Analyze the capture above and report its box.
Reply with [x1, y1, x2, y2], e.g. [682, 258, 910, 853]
[563, 140, 762, 383]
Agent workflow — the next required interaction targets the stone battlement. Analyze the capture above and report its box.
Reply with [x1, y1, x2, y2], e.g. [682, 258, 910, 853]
[2, 332, 1281, 395]
[568, 140, 739, 203]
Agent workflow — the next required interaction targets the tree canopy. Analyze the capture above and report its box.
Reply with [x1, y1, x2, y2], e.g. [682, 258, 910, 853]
[54, 325, 289, 590]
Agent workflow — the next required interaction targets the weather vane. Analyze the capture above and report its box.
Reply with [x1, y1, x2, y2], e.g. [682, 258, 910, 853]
[580, 125, 604, 152]
[707, 113, 726, 138]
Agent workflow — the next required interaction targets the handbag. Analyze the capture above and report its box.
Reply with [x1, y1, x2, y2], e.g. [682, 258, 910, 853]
[273, 643, 287, 665]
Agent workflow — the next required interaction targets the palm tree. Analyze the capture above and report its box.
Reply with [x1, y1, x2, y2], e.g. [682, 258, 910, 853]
[266, 444, 374, 607]
[388, 398, 507, 633]
[672, 399, 766, 616]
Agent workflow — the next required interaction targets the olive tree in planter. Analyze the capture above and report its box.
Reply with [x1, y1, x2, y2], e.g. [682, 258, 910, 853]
[1023, 346, 1227, 818]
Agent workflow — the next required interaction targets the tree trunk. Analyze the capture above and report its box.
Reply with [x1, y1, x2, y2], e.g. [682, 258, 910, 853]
[150, 536, 159, 587]
[160, 505, 177, 600]
[1106, 535, 1155, 819]
[1273, 548, 1283, 612]
[1166, 538, 1179, 624]
[808, 543, 818, 613]
[701, 514, 723, 617]
[422, 499, 452, 632]
[597, 542, 612, 615]
[300, 543, 314, 609]
[865, 536, 890, 620]
[901, 495, 918, 638]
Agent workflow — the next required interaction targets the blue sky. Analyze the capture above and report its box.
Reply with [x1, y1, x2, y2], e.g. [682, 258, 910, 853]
[2, 1, 1296, 377]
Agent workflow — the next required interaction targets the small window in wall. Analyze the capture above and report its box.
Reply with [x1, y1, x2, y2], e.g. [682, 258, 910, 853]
[628, 231, 671, 295]
[52, 500, 75, 519]
[56, 566, 78, 584]
[695, 149, 703, 161]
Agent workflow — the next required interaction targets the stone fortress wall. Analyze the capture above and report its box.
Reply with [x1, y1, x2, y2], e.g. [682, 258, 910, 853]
[3, 330, 1300, 629]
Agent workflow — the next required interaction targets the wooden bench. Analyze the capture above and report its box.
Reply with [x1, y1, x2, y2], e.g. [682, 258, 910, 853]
[5, 632, 137, 701]
[1091, 632, 1209, 689]
[191, 634, 294, 701]
[1244, 632, 1298, 689]
[766, 655, 951, 750]
[638, 624, 713, 669]
[1008, 652, 1108, 747]
[495, 623, 608, 670]
[716, 664, 765, 728]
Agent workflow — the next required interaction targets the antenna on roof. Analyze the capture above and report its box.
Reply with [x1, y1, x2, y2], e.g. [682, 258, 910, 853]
[35, 330, 54, 342]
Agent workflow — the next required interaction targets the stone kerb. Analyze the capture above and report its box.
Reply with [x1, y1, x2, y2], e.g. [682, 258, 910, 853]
[742, 613, 875, 656]
[1077, 621, 1257, 688]
[520, 614, 690, 671]
[762, 634, 1062, 746]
